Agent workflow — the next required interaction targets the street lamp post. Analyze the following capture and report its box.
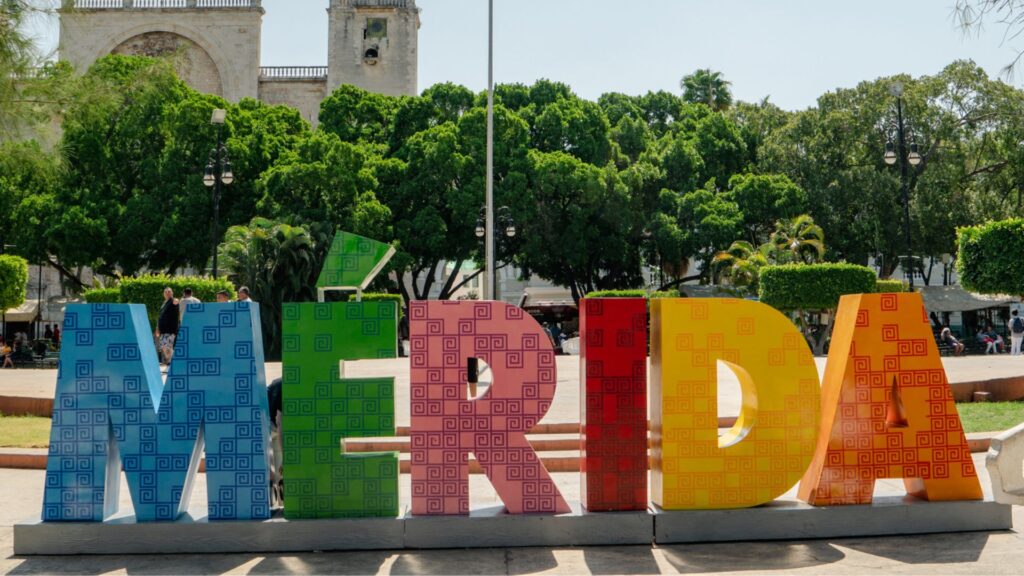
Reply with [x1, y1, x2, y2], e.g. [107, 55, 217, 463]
[204, 109, 234, 279]
[882, 82, 922, 291]
[476, 206, 515, 301]
[484, 0, 495, 301]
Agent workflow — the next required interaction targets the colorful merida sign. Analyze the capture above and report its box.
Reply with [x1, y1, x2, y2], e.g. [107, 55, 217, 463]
[41, 232, 982, 523]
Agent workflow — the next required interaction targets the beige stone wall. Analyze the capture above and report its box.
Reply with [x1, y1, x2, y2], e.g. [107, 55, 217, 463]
[59, 6, 263, 102]
[258, 79, 328, 126]
[112, 31, 224, 96]
[327, 0, 419, 97]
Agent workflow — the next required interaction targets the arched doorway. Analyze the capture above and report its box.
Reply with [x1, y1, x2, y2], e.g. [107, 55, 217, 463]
[111, 31, 223, 97]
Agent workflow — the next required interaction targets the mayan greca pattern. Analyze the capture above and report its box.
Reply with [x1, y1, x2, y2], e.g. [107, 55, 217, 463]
[799, 293, 983, 505]
[579, 298, 648, 512]
[281, 301, 399, 519]
[316, 231, 394, 290]
[409, 301, 571, 516]
[651, 299, 821, 510]
[43, 303, 272, 522]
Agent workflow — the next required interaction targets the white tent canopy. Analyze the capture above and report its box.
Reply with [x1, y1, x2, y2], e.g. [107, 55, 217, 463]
[2, 301, 39, 323]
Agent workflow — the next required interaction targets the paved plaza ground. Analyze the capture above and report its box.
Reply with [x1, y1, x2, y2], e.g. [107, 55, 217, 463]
[2, 356, 1024, 573]
[5, 354, 1024, 427]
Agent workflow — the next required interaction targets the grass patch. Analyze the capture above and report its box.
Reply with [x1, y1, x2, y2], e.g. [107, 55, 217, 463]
[956, 402, 1024, 434]
[0, 415, 51, 448]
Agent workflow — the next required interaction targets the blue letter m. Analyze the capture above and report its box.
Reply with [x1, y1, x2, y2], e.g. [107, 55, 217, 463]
[42, 303, 272, 522]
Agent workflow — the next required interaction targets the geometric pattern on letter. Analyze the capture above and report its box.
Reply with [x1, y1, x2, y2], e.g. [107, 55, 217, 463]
[281, 301, 399, 519]
[410, 301, 571, 516]
[798, 293, 983, 506]
[651, 298, 821, 510]
[580, 298, 648, 511]
[43, 302, 272, 522]
[315, 231, 395, 291]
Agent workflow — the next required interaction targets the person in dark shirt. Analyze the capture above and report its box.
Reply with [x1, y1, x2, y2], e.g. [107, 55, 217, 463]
[156, 287, 180, 365]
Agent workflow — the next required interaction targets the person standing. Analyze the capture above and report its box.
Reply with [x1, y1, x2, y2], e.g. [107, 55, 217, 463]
[156, 287, 180, 365]
[237, 286, 253, 303]
[43, 324, 53, 341]
[179, 287, 202, 321]
[215, 290, 231, 303]
[1010, 310, 1024, 356]
[52, 324, 61, 349]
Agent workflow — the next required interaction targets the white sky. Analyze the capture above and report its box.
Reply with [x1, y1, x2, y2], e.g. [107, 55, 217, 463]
[26, 0, 1024, 111]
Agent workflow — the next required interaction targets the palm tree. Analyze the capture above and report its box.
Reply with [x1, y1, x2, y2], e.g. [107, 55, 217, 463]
[712, 240, 770, 293]
[767, 215, 826, 264]
[680, 69, 733, 111]
[218, 217, 319, 359]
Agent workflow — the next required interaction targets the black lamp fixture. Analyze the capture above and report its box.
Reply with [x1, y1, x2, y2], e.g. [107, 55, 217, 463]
[881, 81, 923, 291]
[204, 109, 233, 279]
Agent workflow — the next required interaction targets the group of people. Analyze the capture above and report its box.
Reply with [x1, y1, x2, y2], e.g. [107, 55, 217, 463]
[0, 326, 60, 369]
[938, 309, 1024, 357]
[155, 286, 252, 365]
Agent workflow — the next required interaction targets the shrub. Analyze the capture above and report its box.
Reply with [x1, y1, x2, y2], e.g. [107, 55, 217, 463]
[0, 255, 28, 311]
[118, 274, 236, 326]
[759, 264, 877, 311]
[874, 279, 907, 294]
[334, 293, 404, 317]
[958, 219, 1024, 295]
[82, 288, 121, 304]
[585, 290, 680, 299]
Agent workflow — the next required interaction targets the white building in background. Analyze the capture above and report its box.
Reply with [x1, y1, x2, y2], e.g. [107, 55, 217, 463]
[59, 0, 420, 125]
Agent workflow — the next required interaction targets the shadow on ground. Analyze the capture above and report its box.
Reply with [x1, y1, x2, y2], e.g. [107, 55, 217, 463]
[836, 531, 994, 564]
[659, 540, 845, 573]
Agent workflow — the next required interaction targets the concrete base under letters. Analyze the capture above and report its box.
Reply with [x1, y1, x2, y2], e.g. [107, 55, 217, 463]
[13, 511, 406, 555]
[403, 502, 654, 549]
[13, 498, 1012, 555]
[654, 497, 1013, 544]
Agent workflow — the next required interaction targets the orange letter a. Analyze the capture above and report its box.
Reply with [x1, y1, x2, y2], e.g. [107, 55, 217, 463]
[799, 293, 982, 505]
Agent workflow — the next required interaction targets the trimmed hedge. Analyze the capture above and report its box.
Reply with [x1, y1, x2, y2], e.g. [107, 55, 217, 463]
[82, 288, 120, 304]
[585, 290, 680, 299]
[335, 293, 405, 317]
[874, 279, 907, 294]
[0, 255, 28, 312]
[116, 275, 236, 326]
[759, 264, 877, 310]
[958, 219, 1024, 295]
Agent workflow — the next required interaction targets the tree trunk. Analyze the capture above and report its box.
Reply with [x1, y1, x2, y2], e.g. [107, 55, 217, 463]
[47, 257, 87, 291]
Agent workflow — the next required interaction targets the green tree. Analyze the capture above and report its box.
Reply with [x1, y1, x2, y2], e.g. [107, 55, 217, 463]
[767, 215, 826, 264]
[0, 254, 28, 311]
[319, 84, 399, 147]
[681, 69, 733, 111]
[726, 173, 807, 243]
[518, 150, 641, 301]
[22, 55, 312, 283]
[712, 241, 770, 294]
[759, 62, 1018, 274]
[530, 96, 612, 166]
[676, 183, 744, 283]
[0, 1, 62, 136]
[257, 130, 390, 239]
[957, 219, 1024, 295]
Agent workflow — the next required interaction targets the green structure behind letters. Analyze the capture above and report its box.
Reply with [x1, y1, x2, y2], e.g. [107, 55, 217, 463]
[316, 231, 396, 293]
[282, 231, 399, 519]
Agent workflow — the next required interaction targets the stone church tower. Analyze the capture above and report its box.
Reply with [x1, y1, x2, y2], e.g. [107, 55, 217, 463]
[327, 0, 419, 97]
[58, 0, 420, 124]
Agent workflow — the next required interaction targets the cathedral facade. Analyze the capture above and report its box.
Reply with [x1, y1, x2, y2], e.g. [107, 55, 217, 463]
[59, 0, 421, 124]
